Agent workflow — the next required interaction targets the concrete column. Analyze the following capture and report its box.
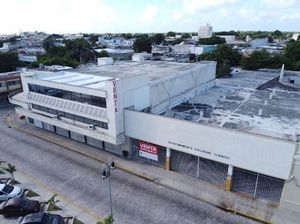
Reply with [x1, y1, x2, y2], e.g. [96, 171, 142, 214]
[226, 165, 233, 191]
[165, 147, 171, 171]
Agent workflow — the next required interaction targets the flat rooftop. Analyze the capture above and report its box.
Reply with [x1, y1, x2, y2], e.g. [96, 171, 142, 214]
[27, 61, 214, 90]
[163, 70, 300, 141]
[74, 61, 213, 81]
[29, 71, 112, 90]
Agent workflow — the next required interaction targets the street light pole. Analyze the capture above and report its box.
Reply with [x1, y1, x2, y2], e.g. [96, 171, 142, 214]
[101, 160, 116, 223]
[108, 176, 113, 222]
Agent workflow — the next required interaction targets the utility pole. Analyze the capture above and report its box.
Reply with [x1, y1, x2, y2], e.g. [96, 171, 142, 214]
[101, 160, 116, 223]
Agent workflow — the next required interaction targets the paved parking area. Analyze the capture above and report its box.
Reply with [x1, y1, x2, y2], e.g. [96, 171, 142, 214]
[0, 107, 259, 224]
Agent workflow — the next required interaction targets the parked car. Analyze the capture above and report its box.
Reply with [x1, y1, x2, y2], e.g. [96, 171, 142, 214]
[0, 184, 23, 202]
[19, 212, 65, 224]
[0, 197, 40, 217]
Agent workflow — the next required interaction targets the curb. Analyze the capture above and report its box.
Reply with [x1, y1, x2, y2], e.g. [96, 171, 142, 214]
[5, 116, 155, 183]
[6, 115, 271, 224]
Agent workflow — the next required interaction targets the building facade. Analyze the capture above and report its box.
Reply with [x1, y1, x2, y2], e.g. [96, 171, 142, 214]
[198, 24, 213, 39]
[0, 71, 22, 105]
[9, 62, 300, 220]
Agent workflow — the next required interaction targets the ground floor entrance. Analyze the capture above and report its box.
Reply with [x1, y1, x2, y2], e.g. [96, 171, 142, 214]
[129, 138, 285, 204]
[28, 117, 105, 150]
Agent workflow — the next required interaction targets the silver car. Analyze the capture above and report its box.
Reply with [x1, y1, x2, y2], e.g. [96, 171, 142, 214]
[0, 184, 23, 202]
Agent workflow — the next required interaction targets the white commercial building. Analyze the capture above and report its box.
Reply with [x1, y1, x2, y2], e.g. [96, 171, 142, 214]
[9, 62, 300, 220]
[216, 35, 236, 43]
[198, 24, 213, 39]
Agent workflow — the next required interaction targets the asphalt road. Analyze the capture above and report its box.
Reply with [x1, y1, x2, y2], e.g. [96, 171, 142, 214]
[0, 107, 257, 224]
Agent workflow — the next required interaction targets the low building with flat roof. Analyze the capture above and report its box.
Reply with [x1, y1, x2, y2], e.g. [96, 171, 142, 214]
[9, 61, 300, 221]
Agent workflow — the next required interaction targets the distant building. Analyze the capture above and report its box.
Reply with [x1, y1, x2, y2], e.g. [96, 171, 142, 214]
[18, 54, 37, 63]
[292, 33, 300, 41]
[95, 48, 134, 60]
[198, 24, 213, 39]
[216, 35, 236, 44]
[171, 44, 216, 56]
[250, 38, 268, 48]
[0, 71, 22, 105]
[245, 35, 252, 42]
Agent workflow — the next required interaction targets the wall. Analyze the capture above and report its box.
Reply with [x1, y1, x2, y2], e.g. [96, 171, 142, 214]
[280, 143, 300, 212]
[149, 63, 216, 114]
[124, 110, 296, 180]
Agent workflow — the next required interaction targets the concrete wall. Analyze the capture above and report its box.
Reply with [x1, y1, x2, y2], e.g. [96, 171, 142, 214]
[150, 62, 216, 114]
[281, 143, 300, 212]
[124, 110, 296, 180]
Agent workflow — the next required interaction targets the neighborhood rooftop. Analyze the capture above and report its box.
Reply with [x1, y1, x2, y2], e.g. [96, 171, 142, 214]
[74, 60, 213, 81]
[163, 70, 300, 142]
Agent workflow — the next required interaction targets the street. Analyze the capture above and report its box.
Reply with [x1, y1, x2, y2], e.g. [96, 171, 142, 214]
[0, 107, 257, 224]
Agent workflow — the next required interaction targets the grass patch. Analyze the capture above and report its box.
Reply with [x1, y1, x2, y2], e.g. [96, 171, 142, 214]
[73, 218, 85, 224]
[26, 189, 40, 197]
[47, 203, 62, 211]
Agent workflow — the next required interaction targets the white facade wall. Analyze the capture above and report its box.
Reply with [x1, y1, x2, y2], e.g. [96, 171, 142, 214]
[124, 110, 296, 180]
[149, 62, 216, 114]
[198, 25, 213, 39]
[216, 35, 236, 43]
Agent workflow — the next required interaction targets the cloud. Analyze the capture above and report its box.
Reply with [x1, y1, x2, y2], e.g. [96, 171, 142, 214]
[280, 13, 300, 20]
[261, 0, 300, 8]
[182, 0, 236, 14]
[0, 0, 117, 34]
[172, 11, 183, 21]
[141, 5, 159, 23]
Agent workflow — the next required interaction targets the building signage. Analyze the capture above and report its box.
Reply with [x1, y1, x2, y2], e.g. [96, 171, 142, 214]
[139, 141, 158, 161]
[168, 140, 230, 160]
[112, 80, 118, 112]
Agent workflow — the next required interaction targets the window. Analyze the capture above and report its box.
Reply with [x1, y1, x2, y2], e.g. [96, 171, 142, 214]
[28, 84, 106, 108]
[1, 185, 14, 194]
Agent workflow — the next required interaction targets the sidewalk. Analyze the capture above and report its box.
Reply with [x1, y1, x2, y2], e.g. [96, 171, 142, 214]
[6, 112, 300, 224]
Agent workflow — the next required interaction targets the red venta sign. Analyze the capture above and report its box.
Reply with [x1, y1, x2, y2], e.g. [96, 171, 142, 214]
[112, 80, 118, 112]
[138, 141, 158, 161]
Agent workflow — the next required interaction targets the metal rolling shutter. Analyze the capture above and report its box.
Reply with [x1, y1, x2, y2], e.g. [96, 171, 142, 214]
[171, 150, 228, 186]
[231, 167, 284, 203]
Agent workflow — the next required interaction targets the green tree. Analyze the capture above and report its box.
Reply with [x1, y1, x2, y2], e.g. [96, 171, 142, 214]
[65, 38, 95, 63]
[283, 41, 300, 70]
[217, 59, 232, 77]
[181, 33, 191, 39]
[171, 38, 183, 45]
[241, 50, 283, 70]
[133, 36, 152, 53]
[199, 44, 241, 78]
[121, 33, 133, 39]
[198, 36, 226, 45]
[151, 33, 165, 45]
[97, 216, 113, 224]
[272, 30, 283, 37]
[0, 52, 19, 73]
[166, 31, 176, 37]
[96, 50, 109, 58]
[2, 163, 16, 181]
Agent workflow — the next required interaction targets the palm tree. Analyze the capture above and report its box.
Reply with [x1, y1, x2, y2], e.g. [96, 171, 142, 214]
[47, 194, 61, 211]
[3, 163, 16, 181]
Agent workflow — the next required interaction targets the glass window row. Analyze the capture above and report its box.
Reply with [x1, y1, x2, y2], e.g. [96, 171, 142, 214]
[28, 84, 106, 108]
[31, 104, 108, 129]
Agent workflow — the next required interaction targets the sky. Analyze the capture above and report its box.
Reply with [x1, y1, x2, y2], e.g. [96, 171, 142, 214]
[1, 0, 300, 34]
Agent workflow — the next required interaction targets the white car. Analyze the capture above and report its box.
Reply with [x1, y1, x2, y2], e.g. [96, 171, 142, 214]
[0, 184, 23, 202]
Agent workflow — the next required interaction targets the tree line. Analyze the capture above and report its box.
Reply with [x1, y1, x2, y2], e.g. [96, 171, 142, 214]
[199, 39, 300, 77]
